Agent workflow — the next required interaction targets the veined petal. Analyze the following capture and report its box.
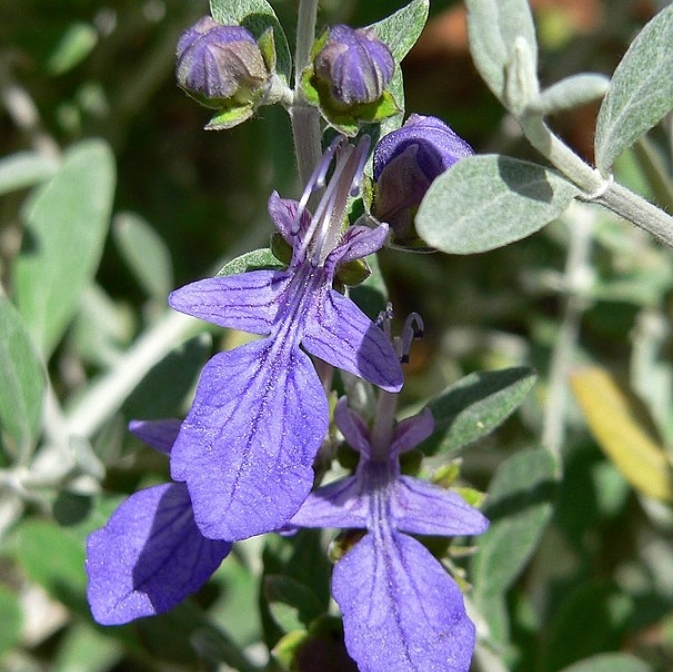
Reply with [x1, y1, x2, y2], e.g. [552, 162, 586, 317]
[389, 408, 434, 456]
[128, 418, 182, 455]
[170, 338, 328, 540]
[290, 475, 368, 529]
[86, 483, 231, 625]
[333, 530, 475, 672]
[326, 223, 389, 270]
[334, 396, 371, 456]
[302, 289, 403, 393]
[268, 191, 311, 245]
[168, 271, 289, 335]
[391, 476, 489, 537]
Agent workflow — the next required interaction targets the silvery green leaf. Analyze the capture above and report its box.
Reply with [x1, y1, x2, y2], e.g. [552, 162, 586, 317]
[416, 154, 579, 254]
[529, 73, 610, 116]
[216, 248, 285, 277]
[210, 0, 291, 84]
[465, 0, 538, 103]
[471, 446, 557, 645]
[558, 653, 652, 672]
[13, 140, 115, 357]
[113, 212, 174, 301]
[368, 0, 429, 63]
[46, 22, 98, 75]
[0, 297, 45, 454]
[420, 367, 537, 456]
[0, 151, 59, 196]
[595, 5, 673, 174]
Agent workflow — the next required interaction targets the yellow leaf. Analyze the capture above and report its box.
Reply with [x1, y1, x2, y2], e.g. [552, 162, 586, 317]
[570, 367, 673, 504]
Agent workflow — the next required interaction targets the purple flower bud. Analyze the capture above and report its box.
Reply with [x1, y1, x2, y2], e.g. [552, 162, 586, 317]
[313, 25, 394, 108]
[372, 114, 474, 239]
[176, 17, 270, 107]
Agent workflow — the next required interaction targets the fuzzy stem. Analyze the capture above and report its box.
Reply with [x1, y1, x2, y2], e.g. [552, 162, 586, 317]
[291, 0, 322, 189]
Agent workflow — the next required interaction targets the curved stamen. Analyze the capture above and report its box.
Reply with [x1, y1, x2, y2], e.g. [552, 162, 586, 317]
[292, 136, 345, 235]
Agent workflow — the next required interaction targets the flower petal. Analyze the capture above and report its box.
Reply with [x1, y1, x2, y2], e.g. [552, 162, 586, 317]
[391, 476, 489, 537]
[86, 483, 231, 625]
[334, 396, 371, 456]
[290, 475, 368, 529]
[390, 408, 434, 456]
[170, 338, 328, 540]
[333, 530, 476, 672]
[128, 418, 182, 455]
[168, 271, 289, 335]
[268, 191, 311, 245]
[326, 223, 389, 269]
[302, 289, 403, 393]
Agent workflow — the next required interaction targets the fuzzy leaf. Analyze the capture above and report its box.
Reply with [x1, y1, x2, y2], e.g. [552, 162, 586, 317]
[13, 140, 115, 356]
[595, 5, 673, 174]
[471, 446, 557, 645]
[420, 367, 537, 456]
[216, 248, 285, 277]
[465, 0, 538, 102]
[530, 73, 610, 116]
[369, 0, 429, 63]
[209, 0, 291, 83]
[0, 297, 45, 453]
[416, 154, 579, 253]
[113, 212, 174, 301]
[558, 653, 652, 672]
[0, 151, 59, 196]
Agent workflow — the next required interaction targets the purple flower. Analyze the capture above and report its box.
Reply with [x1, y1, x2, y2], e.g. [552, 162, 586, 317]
[168, 137, 403, 542]
[85, 420, 232, 625]
[176, 17, 270, 107]
[291, 396, 488, 672]
[313, 25, 394, 108]
[372, 114, 474, 239]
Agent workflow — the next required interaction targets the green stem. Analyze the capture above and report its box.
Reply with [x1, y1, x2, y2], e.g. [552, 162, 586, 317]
[541, 204, 595, 464]
[520, 113, 673, 247]
[291, 0, 322, 188]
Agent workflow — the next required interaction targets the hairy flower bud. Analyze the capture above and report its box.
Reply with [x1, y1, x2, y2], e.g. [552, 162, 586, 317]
[313, 24, 394, 108]
[372, 114, 474, 241]
[176, 17, 270, 108]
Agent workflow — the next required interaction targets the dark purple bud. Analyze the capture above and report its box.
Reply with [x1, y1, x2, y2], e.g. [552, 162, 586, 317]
[176, 17, 269, 107]
[313, 25, 394, 108]
[372, 114, 474, 239]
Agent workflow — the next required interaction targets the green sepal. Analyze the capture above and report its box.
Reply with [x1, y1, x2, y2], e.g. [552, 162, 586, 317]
[336, 257, 371, 287]
[206, 103, 255, 130]
[301, 69, 401, 137]
[328, 529, 367, 563]
[270, 232, 293, 265]
[257, 26, 277, 73]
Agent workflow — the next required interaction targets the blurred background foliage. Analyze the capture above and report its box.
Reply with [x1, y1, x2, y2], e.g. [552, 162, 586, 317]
[1, 0, 673, 671]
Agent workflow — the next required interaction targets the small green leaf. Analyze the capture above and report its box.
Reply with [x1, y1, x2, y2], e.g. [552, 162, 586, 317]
[369, 0, 429, 63]
[0, 584, 22, 657]
[113, 212, 174, 301]
[13, 140, 116, 357]
[416, 154, 579, 254]
[558, 653, 652, 672]
[13, 519, 89, 617]
[206, 103, 254, 130]
[47, 22, 98, 75]
[0, 151, 60, 196]
[264, 575, 324, 635]
[216, 248, 286, 277]
[595, 5, 673, 174]
[210, 0, 291, 84]
[471, 446, 557, 644]
[465, 0, 538, 103]
[420, 367, 537, 456]
[0, 296, 45, 453]
[529, 73, 610, 116]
